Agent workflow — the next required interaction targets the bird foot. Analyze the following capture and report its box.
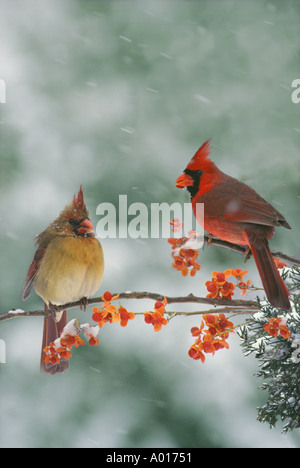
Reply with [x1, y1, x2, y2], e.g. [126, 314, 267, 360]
[206, 234, 213, 247]
[244, 246, 252, 262]
[80, 297, 88, 311]
[45, 302, 61, 321]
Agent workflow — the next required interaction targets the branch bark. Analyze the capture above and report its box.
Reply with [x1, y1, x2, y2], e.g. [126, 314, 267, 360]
[1, 237, 297, 324]
[203, 235, 300, 266]
[1, 292, 259, 324]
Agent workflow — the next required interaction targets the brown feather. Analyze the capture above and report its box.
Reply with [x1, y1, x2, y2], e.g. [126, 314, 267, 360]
[22, 186, 104, 374]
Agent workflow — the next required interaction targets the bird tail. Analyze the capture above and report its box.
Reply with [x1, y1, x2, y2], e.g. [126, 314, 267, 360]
[40, 310, 69, 375]
[245, 231, 290, 311]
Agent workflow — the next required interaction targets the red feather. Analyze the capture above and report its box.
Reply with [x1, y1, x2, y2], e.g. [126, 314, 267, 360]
[176, 140, 291, 310]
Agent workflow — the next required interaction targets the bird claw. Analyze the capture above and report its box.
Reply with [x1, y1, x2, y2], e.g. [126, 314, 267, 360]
[80, 297, 88, 311]
[45, 302, 60, 320]
[207, 234, 213, 247]
[244, 246, 252, 262]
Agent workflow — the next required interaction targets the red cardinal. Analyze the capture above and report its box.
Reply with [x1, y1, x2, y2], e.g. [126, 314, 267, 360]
[22, 186, 104, 374]
[176, 140, 291, 310]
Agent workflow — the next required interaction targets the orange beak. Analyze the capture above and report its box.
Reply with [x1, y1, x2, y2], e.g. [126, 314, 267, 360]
[176, 173, 194, 189]
[77, 218, 94, 235]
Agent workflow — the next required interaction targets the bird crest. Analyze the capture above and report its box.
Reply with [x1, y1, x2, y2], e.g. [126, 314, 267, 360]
[72, 185, 85, 211]
[186, 139, 212, 170]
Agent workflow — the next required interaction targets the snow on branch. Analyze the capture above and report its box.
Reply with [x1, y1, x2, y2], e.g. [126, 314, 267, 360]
[1, 292, 259, 324]
[1, 237, 297, 324]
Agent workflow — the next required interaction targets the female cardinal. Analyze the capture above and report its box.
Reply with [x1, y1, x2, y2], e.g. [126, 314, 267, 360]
[22, 186, 104, 374]
[176, 140, 291, 310]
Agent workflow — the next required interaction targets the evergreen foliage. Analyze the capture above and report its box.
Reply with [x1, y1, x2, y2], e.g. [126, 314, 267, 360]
[239, 266, 300, 433]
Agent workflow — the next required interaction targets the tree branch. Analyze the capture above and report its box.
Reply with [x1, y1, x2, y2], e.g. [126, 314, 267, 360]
[0, 292, 259, 324]
[203, 235, 300, 266]
[1, 238, 297, 324]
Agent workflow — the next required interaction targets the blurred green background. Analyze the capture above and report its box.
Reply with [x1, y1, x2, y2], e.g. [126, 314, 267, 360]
[0, 0, 299, 448]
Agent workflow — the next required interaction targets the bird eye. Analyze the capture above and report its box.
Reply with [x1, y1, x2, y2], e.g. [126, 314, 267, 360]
[68, 218, 78, 226]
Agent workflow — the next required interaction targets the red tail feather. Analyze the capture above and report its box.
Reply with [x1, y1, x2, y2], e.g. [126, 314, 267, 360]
[246, 235, 290, 310]
[40, 310, 69, 375]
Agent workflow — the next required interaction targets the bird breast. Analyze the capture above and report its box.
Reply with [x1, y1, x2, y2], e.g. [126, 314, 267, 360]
[33, 236, 104, 306]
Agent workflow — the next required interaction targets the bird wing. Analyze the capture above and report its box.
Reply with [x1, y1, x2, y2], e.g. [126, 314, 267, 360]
[220, 177, 290, 228]
[22, 247, 46, 300]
